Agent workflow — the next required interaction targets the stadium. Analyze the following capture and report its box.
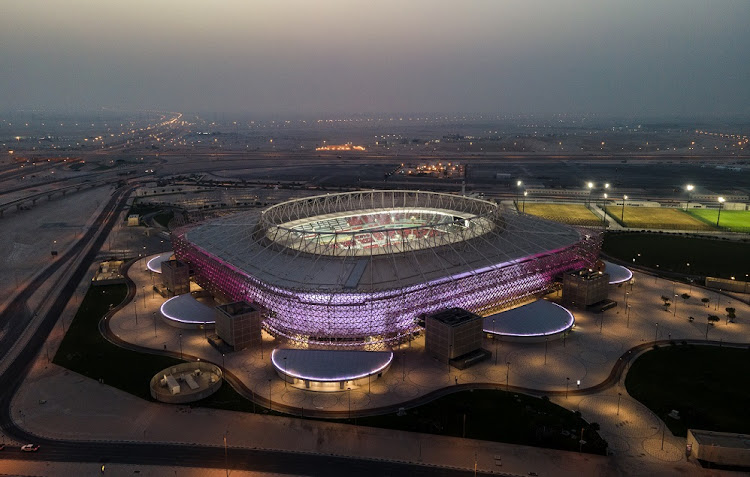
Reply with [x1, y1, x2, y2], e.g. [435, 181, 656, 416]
[172, 190, 601, 348]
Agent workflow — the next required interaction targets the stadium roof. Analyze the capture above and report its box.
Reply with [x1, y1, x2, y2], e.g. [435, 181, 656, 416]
[181, 190, 586, 293]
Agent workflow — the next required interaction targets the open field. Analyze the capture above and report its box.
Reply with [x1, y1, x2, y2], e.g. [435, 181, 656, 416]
[687, 209, 750, 232]
[602, 233, 750, 278]
[625, 345, 750, 436]
[521, 203, 602, 226]
[606, 206, 713, 230]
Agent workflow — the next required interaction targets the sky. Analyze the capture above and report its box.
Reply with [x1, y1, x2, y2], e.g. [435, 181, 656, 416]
[1, 0, 749, 116]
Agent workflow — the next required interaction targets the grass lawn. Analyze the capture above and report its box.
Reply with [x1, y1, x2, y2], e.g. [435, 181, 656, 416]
[687, 209, 750, 233]
[625, 344, 750, 436]
[54, 284, 185, 400]
[358, 390, 608, 455]
[521, 203, 602, 226]
[606, 206, 713, 230]
[602, 233, 750, 279]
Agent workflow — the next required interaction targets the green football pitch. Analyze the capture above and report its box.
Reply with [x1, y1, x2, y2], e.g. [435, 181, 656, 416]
[687, 209, 750, 232]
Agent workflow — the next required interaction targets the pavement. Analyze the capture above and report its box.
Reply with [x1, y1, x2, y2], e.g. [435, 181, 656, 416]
[4, 208, 750, 476]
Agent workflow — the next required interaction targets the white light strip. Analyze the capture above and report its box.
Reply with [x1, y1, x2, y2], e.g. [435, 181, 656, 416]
[271, 349, 394, 382]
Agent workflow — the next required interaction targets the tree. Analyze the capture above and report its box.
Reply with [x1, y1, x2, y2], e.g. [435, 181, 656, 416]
[701, 297, 710, 308]
[726, 307, 736, 323]
[706, 315, 720, 339]
[661, 295, 671, 311]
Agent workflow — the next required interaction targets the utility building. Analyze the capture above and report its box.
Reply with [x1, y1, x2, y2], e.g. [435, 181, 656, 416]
[214, 301, 263, 351]
[425, 308, 488, 369]
[562, 269, 610, 308]
[161, 259, 190, 297]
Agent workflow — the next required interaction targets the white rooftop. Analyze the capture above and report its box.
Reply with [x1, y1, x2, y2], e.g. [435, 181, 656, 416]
[604, 260, 633, 284]
[271, 349, 393, 382]
[147, 251, 175, 274]
[483, 300, 575, 337]
[160, 293, 216, 325]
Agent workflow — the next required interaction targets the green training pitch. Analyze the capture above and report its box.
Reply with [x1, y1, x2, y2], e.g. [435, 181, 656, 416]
[606, 206, 713, 230]
[687, 209, 750, 232]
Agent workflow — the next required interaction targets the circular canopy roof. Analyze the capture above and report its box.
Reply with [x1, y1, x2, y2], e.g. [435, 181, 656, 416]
[271, 349, 393, 382]
[603, 260, 633, 284]
[160, 294, 215, 325]
[483, 300, 574, 337]
[147, 251, 175, 274]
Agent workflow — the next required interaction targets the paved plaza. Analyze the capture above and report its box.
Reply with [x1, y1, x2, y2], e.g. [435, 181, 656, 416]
[6, 249, 750, 475]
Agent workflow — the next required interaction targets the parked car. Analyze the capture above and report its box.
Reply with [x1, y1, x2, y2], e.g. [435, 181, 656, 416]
[21, 444, 40, 452]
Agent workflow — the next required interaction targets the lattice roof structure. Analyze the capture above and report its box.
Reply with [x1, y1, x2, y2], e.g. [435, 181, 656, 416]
[173, 190, 600, 348]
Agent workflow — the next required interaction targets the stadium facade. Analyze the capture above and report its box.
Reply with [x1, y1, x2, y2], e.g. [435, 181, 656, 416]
[173, 190, 600, 348]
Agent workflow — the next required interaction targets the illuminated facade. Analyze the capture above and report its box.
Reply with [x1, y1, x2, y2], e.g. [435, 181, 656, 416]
[173, 190, 601, 348]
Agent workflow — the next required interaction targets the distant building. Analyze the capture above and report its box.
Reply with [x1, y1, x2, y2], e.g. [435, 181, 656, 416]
[425, 308, 488, 369]
[562, 269, 610, 308]
[687, 429, 750, 468]
[214, 301, 263, 351]
[161, 259, 190, 297]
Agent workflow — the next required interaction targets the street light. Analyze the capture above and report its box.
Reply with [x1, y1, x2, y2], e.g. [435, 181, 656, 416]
[617, 392, 622, 415]
[522, 190, 527, 212]
[516, 180, 522, 208]
[566, 377, 570, 398]
[586, 182, 594, 205]
[601, 193, 608, 226]
[621, 195, 628, 222]
[673, 294, 678, 316]
[685, 184, 694, 211]
[654, 322, 658, 342]
[717, 196, 725, 226]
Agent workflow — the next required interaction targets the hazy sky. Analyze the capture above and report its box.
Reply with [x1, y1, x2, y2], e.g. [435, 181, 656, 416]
[1, 0, 749, 116]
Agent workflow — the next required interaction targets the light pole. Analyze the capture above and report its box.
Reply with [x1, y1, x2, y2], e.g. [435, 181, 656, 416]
[222, 353, 226, 372]
[516, 180, 522, 208]
[621, 195, 628, 223]
[601, 193, 608, 226]
[522, 190, 527, 213]
[673, 294, 678, 316]
[717, 196, 725, 226]
[617, 392, 622, 415]
[566, 377, 570, 398]
[506, 362, 510, 391]
[347, 387, 352, 419]
[152, 311, 157, 337]
[654, 322, 658, 342]
[685, 184, 694, 211]
[223, 433, 229, 477]
[178, 332, 183, 358]
[142, 286, 146, 308]
[586, 181, 594, 206]
[626, 304, 631, 328]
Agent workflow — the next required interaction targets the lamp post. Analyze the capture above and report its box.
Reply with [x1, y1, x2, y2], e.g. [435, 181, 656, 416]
[717, 196, 725, 226]
[516, 180, 522, 208]
[223, 433, 229, 477]
[347, 387, 352, 419]
[674, 294, 678, 316]
[152, 311, 157, 337]
[654, 322, 658, 342]
[522, 190, 527, 213]
[586, 181, 594, 206]
[178, 332, 183, 358]
[566, 377, 570, 398]
[626, 304, 631, 328]
[617, 392, 622, 416]
[685, 184, 694, 211]
[506, 361, 511, 391]
[621, 195, 628, 222]
[601, 193, 608, 226]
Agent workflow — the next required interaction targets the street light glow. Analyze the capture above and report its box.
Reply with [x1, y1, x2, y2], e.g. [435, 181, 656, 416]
[686, 184, 694, 191]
